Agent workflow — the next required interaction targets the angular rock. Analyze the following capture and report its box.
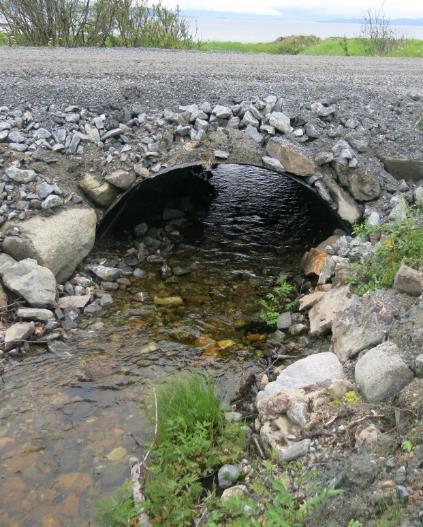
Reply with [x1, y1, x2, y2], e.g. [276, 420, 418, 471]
[212, 105, 232, 119]
[394, 265, 423, 296]
[321, 175, 361, 224]
[2, 208, 97, 283]
[105, 169, 135, 190]
[259, 352, 344, 399]
[298, 291, 325, 311]
[331, 291, 400, 362]
[266, 137, 315, 177]
[262, 156, 284, 172]
[17, 307, 54, 321]
[87, 265, 122, 281]
[309, 285, 355, 336]
[268, 112, 291, 134]
[301, 248, 329, 277]
[277, 312, 292, 330]
[2, 258, 56, 307]
[58, 294, 91, 309]
[5, 166, 36, 183]
[0, 253, 17, 276]
[344, 167, 381, 202]
[278, 439, 311, 463]
[5, 322, 35, 351]
[355, 342, 414, 402]
[79, 173, 119, 207]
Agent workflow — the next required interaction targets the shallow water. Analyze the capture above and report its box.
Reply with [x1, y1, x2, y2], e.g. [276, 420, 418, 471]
[0, 165, 340, 526]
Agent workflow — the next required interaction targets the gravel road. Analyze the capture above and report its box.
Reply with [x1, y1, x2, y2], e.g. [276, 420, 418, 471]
[0, 47, 422, 156]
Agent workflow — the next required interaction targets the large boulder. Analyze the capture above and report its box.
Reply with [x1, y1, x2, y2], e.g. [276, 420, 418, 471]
[258, 352, 344, 399]
[309, 285, 355, 336]
[2, 258, 56, 307]
[2, 208, 96, 283]
[331, 290, 404, 362]
[266, 137, 315, 177]
[355, 342, 414, 402]
[394, 265, 423, 296]
[335, 166, 381, 202]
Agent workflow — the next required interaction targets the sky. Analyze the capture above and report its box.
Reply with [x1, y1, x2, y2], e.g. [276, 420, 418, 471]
[161, 0, 423, 19]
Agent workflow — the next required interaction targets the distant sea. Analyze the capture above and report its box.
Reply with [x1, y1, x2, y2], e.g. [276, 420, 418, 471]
[186, 15, 423, 42]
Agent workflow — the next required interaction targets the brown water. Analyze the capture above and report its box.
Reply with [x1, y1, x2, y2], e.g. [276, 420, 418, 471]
[0, 165, 340, 526]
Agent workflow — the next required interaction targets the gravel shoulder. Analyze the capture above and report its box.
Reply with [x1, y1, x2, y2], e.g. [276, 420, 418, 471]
[1, 47, 422, 159]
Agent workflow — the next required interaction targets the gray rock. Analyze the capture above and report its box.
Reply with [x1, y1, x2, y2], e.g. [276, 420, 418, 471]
[321, 175, 362, 224]
[277, 312, 292, 330]
[212, 105, 232, 119]
[88, 265, 122, 281]
[315, 151, 334, 166]
[17, 307, 54, 321]
[311, 102, 336, 118]
[221, 485, 247, 502]
[105, 169, 135, 190]
[36, 182, 55, 199]
[309, 285, 355, 336]
[41, 195, 63, 209]
[278, 439, 311, 463]
[8, 130, 25, 143]
[394, 265, 423, 296]
[355, 342, 414, 402]
[0, 130, 8, 142]
[262, 156, 284, 172]
[268, 111, 291, 134]
[5, 322, 35, 351]
[218, 464, 241, 489]
[34, 128, 51, 140]
[5, 166, 36, 183]
[259, 352, 344, 399]
[0, 253, 17, 276]
[134, 222, 149, 237]
[214, 150, 229, 160]
[332, 291, 400, 362]
[2, 258, 56, 307]
[2, 208, 97, 283]
[389, 195, 408, 221]
[245, 125, 264, 144]
[241, 110, 259, 128]
[266, 137, 315, 177]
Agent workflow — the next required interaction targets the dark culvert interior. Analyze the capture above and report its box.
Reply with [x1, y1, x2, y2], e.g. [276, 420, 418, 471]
[0, 164, 345, 525]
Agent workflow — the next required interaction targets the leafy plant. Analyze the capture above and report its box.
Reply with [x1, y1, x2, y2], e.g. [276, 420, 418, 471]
[350, 206, 423, 295]
[142, 374, 245, 526]
[343, 391, 360, 405]
[401, 439, 414, 453]
[95, 482, 138, 527]
[348, 521, 363, 527]
[206, 461, 341, 526]
[259, 277, 295, 326]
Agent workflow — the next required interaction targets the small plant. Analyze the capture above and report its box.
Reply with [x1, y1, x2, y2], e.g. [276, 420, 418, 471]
[259, 276, 295, 326]
[95, 482, 138, 527]
[401, 439, 414, 453]
[142, 374, 245, 526]
[340, 35, 350, 56]
[417, 115, 423, 131]
[206, 460, 341, 526]
[348, 521, 363, 527]
[350, 206, 423, 295]
[343, 391, 360, 405]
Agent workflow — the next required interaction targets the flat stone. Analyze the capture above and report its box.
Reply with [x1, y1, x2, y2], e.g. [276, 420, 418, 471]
[394, 265, 423, 296]
[259, 352, 344, 399]
[266, 137, 315, 177]
[355, 342, 414, 402]
[298, 291, 326, 311]
[5, 322, 35, 351]
[262, 156, 284, 172]
[2, 258, 56, 307]
[221, 485, 248, 502]
[212, 105, 232, 119]
[17, 307, 54, 321]
[5, 167, 36, 183]
[79, 173, 119, 207]
[154, 296, 183, 307]
[58, 295, 91, 309]
[87, 265, 122, 281]
[104, 169, 135, 190]
[309, 285, 355, 336]
[277, 312, 292, 330]
[278, 439, 311, 463]
[2, 208, 97, 283]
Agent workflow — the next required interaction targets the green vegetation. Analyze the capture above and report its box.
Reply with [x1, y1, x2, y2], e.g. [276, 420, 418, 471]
[343, 390, 360, 405]
[417, 115, 423, 131]
[198, 36, 423, 57]
[259, 276, 295, 326]
[350, 206, 423, 295]
[142, 374, 245, 526]
[95, 482, 138, 527]
[348, 521, 364, 527]
[206, 460, 340, 527]
[401, 439, 414, 453]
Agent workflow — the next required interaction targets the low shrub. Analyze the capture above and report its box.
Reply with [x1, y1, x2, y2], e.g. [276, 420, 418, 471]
[350, 207, 423, 295]
[259, 276, 295, 326]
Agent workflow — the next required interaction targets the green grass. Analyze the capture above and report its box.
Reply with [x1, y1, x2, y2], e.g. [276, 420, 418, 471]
[350, 205, 423, 295]
[199, 36, 423, 57]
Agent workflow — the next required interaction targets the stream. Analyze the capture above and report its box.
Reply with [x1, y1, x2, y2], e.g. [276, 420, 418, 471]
[0, 164, 341, 526]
